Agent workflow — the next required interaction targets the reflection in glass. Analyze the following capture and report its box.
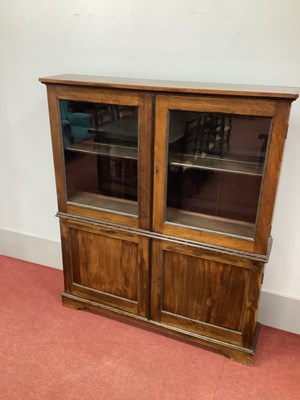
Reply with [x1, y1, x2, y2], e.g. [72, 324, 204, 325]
[166, 111, 272, 238]
[59, 100, 138, 216]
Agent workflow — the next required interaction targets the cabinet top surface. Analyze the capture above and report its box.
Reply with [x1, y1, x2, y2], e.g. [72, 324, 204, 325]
[39, 74, 299, 100]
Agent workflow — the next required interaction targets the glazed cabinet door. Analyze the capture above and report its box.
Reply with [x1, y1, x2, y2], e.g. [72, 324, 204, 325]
[47, 85, 152, 230]
[153, 95, 290, 254]
[150, 240, 263, 348]
[60, 220, 149, 317]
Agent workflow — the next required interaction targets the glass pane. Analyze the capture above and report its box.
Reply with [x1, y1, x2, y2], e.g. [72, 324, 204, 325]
[166, 111, 272, 238]
[59, 100, 138, 216]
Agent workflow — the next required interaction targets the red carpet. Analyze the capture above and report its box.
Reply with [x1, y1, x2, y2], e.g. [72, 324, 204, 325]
[0, 255, 299, 400]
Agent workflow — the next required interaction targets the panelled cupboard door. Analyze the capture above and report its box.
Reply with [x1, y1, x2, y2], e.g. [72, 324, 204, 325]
[60, 220, 149, 317]
[46, 85, 152, 230]
[150, 240, 263, 348]
[153, 95, 291, 254]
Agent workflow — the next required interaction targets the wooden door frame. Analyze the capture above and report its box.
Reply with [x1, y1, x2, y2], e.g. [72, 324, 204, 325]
[152, 94, 291, 255]
[46, 84, 153, 230]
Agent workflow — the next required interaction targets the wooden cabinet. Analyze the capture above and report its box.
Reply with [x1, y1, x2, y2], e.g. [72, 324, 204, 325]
[40, 75, 298, 364]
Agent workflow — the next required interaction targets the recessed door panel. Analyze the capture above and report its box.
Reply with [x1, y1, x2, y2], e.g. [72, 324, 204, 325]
[63, 220, 149, 316]
[162, 250, 247, 331]
[71, 229, 138, 301]
[150, 240, 258, 345]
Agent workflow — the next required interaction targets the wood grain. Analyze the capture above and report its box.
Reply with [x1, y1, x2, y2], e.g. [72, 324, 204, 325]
[45, 83, 153, 229]
[60, 220, 144, 314]
[41, 75, 297, 365]
[152, 93, 294, 256]
[54, 85, 142, 106]
[152, 96, 169, 233]
[152, 94, 257, 253]
[161, 251, 248, 331]
[61, 292, 258, 365]
[160, 241, 255, 269]
[46, 85, 67, 212]
[59, 219, 72, 292]
[160, 312, 243, 346]
[164, 95, 277, 116]
[58, 211, 270, 262]
[151, 240, 263, 349]
[253, 102, 291, 254]
[40, 74, 299, 100]
[242, 263, 264, 348]
[67, 219, 138, 243]
[70, 228, 138, 301]
[150, 240, 163, 322]
[137, 236, 150, 317]
[138, 93, 153, 230]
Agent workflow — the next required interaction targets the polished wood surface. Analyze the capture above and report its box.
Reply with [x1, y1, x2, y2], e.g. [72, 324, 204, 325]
[137, 93, 153, 230]
[153, 94, 256, 252]
[165, 95, 277, 116]
[137, 236, 150, 317]
[161, 251, 247, 330]
[40, 74, 299, 100]
[150, 240, 262, 350]
[62, 292, 259, 365]
[67, 203, 138, 228]
[152, 93, 293, 254]
[41, 74, 297, 364]
[57, 211, 271, 263]
[60, 220, 151, 316]
[160, 312, 243, 346]
[46, 84, 153, 229]
[253, 101, 291, 254]
[71, 229, 138, 301]
[46, 86, 68, 212]
[59, 219, 72, 293]
[242, 263, 264, 348]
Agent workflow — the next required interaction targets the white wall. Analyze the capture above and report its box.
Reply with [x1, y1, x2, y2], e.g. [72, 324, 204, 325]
[0, 1, 299, 328]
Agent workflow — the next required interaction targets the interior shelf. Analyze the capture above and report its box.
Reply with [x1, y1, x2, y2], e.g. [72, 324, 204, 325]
[65, 141, 138, 160]
[89, 117, 137, 141]
[166, 208, 255, 238]
[169, 153, 264, 176]
[68, 192, 138, 216]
